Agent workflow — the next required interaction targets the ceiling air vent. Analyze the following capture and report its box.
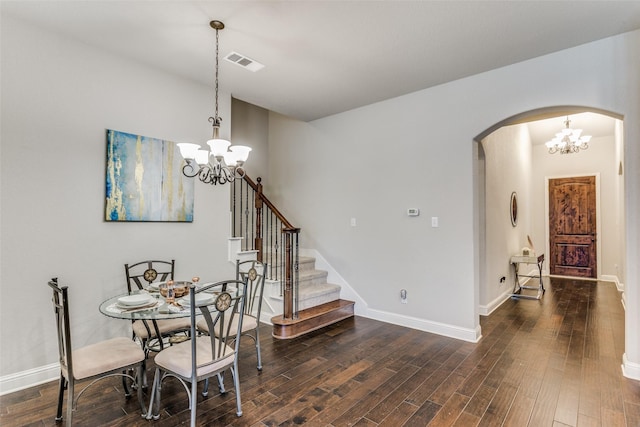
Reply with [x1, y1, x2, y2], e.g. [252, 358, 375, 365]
[224, 51, 265, 72]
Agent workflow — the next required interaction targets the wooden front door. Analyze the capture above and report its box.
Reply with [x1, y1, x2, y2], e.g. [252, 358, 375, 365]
[549, 176, 597, 278]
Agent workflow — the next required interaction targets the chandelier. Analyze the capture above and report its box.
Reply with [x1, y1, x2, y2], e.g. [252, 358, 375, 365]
[177, 20, 251, 185]
[545, 116, 591, 155]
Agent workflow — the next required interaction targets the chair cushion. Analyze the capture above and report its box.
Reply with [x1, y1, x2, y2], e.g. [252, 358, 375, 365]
[154, 336, 235, 378]
[132, 318, 191, 339]
[196, 314, 256, 337]
[72, 337, 144, 380]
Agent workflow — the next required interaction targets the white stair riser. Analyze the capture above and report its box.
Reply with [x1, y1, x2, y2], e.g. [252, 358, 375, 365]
[258, 253, 342, 316]
[299, 294, 340, 310]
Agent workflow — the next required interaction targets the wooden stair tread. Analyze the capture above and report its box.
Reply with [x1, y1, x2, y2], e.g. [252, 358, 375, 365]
[271, 299, 354, 339]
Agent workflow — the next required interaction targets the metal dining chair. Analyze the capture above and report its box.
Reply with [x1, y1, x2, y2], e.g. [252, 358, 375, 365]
[197, 259, 267, 370]
[48, 278, 146, 426]
[124, 260, 191, 355]
[147, 279, 247, 426]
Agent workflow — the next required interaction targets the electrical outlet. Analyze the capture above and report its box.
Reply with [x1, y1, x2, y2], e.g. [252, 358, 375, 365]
[400, 289, 407, 304]
[500, 276, 506, 284]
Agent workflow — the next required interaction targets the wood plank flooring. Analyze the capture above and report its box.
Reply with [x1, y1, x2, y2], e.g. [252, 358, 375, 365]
[2, 277, 639, 426]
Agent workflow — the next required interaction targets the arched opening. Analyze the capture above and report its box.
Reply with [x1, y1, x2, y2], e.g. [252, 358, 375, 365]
[473, 105, 625, 314]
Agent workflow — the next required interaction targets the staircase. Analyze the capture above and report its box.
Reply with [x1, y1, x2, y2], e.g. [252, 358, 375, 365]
[232, 176, 354, 339]
[297, 255, 341, 310]
[269, 254, 353, 339]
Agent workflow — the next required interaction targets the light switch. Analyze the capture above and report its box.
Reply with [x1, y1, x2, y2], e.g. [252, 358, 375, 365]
[431, 217, 439, 227]
[350, 217, 357, 227]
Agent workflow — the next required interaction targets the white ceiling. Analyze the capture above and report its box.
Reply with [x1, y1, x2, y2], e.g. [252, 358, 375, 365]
[3, 0, 638, 134]
[526, 112, 617, 146]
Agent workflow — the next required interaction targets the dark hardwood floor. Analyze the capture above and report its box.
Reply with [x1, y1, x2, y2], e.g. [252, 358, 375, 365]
[2, 277, 639, 426]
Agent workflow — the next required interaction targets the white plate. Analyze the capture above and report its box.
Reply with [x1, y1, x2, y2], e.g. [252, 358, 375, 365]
[118, 294, 153, 307]
[179, 294, 214, 307]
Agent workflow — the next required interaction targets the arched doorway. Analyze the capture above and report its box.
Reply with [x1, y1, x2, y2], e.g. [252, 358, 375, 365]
[473, 106, 625, 314]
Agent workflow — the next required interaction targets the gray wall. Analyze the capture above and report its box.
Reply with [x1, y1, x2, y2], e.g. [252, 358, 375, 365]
[231, 98, 270, 183]
[266, 30, 640, 378]
[481, 124, 533, 313]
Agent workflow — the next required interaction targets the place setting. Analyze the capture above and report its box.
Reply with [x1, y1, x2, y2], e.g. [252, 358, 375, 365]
[104, 293, 162, 314]
[100, 276, 220, 317]
[164, 292, 216, 314]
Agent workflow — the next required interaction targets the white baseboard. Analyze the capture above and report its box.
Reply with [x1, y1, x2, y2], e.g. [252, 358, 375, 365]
[360, 308, 482, 343]
[0, 363, 59, 396]
[300, 248, 481, 342]
[622, 353, 640, 381]
[478, 271, 542, 317]
[478, 290, 512, 316]
[597, 274, 626, 311]
[601, 274, 623, 292]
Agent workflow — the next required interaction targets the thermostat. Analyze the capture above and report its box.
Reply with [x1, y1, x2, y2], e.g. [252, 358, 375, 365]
[407, 208, 420, 217]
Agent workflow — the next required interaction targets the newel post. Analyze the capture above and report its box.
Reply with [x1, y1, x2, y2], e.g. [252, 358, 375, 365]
[282, 227, 300, 319]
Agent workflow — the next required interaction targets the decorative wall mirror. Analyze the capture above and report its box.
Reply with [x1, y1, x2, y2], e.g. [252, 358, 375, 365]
[510, 192, 518, 227]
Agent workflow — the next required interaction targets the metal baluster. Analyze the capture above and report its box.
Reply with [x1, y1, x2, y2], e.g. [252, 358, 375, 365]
[294, 231, 299, 319]
[231, 180, 237, 237]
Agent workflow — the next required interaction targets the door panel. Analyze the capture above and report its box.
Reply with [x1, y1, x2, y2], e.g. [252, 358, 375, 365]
[549, 176, 597, 278]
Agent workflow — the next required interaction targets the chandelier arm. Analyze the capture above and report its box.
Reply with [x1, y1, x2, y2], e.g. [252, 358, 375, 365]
[182, 160, 241, 186]
[206, 163, 220, 185]
[218, 166, 233, 185]
[198, 167, 211, 184]
[205, 163, 221, 185]
[182, 160, 202, 178]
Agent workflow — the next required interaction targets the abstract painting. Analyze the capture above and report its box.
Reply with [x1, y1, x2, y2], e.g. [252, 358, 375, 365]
[105, 129, 194, 222]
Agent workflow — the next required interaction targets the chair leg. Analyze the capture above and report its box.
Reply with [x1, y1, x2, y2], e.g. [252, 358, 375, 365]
[231, 364, 242, 417]
[202, 378, 209, 397]
[122, 371, 131, 397]
[66, 378, 74, 427]
[136, 365, 147, 415]
[146, 368, 161, 420]
[141, 359, 148, 389]
[190, 379, 198, 427]
[55, 374, 65, 422]
[255, 329, 262, 371]
[217, 373, 226, 393]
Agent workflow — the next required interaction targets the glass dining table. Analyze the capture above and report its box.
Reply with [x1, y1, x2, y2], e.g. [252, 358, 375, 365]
[99, 290, 192, 321]
[98, 283, 224, 340]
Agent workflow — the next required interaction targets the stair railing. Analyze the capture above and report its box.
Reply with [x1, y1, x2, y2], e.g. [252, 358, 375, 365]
[231, 176, 299, 319]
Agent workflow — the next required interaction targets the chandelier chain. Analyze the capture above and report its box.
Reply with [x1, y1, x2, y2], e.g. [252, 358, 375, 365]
[214, 25, 220, 121]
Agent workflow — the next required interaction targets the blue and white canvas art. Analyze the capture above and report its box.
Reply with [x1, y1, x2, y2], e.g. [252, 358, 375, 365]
[105, 130, 194, 222]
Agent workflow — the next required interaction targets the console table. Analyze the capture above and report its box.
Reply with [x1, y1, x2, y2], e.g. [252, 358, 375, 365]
[510, 254, 545, 300]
